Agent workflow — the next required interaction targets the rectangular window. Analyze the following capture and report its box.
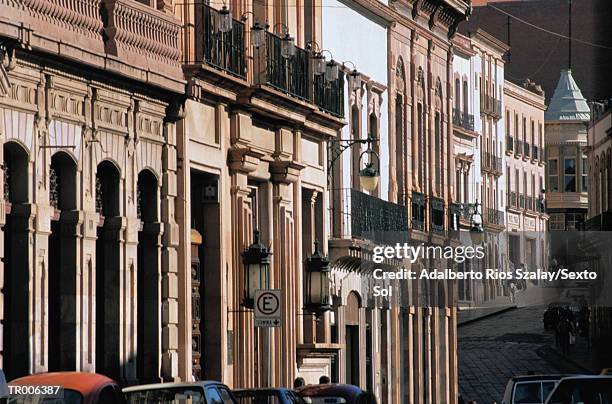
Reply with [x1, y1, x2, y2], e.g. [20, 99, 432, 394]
[549, 159, 559, 192]
[581, 157, 588, 192]
[564, 158, 576, 192]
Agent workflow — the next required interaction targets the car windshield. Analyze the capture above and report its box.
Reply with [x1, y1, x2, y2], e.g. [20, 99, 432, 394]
[234, 391, 281, 404]
[125, 386, 205, 404]
[547, 379, 612, 404]
[6, 389, 83, 404]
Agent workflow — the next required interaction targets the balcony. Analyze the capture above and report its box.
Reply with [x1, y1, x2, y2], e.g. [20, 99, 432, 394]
[519, 194, 525, 209]
[482, 95, 502, 119]
[202, 4, 246, 78]
[254, 31, 310, 101]
[2, 0, 184, 87]
[532, 145, 539, 160]
[525, 196, 534, 211]
[313, 73, 345, 118]
[483, 152, 503, 175]
[509, 192, 518, 209]
[411, 192, 426, 231]
[516, 140, 523, 156]
[331, 188, 408, 245]
[452, 108, 475, 132]
[431, 197, 445, 235]
[485, 208, 505, 226]
[507, 136, 514, 154]
[524, 142, 530, 158]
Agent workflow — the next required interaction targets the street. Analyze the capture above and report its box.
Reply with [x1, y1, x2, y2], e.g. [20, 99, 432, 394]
[458, 286, 582, 403]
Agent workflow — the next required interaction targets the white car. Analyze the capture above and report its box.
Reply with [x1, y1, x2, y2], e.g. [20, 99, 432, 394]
[545, 375, 612, 404]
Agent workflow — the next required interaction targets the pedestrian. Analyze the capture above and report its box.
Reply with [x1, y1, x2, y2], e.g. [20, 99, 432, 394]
[557, 315, 572, 355]
[293, 377, 305, 388]
[319, 375, 330, 384]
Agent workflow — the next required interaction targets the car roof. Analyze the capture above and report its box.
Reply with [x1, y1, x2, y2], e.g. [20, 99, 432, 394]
[297, 384, 364, 399]
[123, 380, 225, 392]
[234, 388, 289, 393]
[511, 374, 577, 382]
[9, 372, 116, 396]
[558, 375, 612, 381]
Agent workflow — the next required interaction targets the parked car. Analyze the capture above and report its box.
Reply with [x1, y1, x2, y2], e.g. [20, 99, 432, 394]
[123, 381, 237, 404]
[545, 375, 612, 404]
[5, 372, 124, 404]
[502, 374, 576, 404]
[234, 388, 306, 403]
[297, 384, 375, 404]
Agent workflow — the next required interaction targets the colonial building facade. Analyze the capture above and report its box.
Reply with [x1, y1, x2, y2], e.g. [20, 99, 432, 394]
[0, 0, 185, 383]
[1, 0, 471, 403]
[504, 79, 548, 275]
[545, 70, 590, 232]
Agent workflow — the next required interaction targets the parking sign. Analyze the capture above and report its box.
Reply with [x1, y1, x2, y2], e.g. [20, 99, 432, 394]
[254, 289, 282, 328]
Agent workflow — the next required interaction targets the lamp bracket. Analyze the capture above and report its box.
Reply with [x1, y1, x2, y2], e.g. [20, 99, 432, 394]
[327, 136, 378, 180]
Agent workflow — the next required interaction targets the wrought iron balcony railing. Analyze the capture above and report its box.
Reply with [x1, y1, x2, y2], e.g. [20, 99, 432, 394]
[431, 196, 445, 235]
[509, 191, 517, 208]
[314, 72, 345, 118]
[255, 31, 310, 101]
[516, 140, 523, 156]
[532, 145, 539, 160]
[525, 196, 534, 211]
[331, 188, 408, 245]
[519, 194, 525, 209]
[507, 136, 514, 153]
[202, 4, 246, 78]
[411, 192, 426, 231]
[524, 142, 530, 157]
[484, 152, 503, 175]
[452, 108, 475, 131]
[453, 108, 462, 127]
[485, 207, 505, 226]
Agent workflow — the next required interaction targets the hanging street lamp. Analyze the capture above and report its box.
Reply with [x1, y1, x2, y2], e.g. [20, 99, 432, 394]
[469, 200, 485, 245]
[280, 32, 296, 59]
[219, 5, 233, 33]
[304, 241, 332, 316]
[251, 21, 266, 48]
[241, 229, 271, 309]
[325, 60, 339, 82]
[358, 148, 380, 192]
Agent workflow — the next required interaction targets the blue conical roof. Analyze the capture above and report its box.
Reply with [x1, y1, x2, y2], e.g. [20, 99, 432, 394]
[545, 69, 590, 122]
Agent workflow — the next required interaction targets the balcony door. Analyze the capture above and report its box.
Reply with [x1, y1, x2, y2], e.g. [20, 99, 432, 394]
[345, 292, 361, 386]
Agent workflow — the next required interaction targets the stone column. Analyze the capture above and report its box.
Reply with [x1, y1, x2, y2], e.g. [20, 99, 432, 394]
[160, 121, 180, 381]
[270, 156, 303, 387]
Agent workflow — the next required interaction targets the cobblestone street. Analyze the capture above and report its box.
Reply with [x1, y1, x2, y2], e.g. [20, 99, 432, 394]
[458, 287, 581, 404]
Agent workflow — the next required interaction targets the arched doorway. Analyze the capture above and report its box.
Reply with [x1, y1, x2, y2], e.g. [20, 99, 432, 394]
[345, 291, 361, 386]
[48, 152, 78, 371]
[2, 141, 30, 380]
[95, 160, 121, 380]
[136, 169, 161, 383]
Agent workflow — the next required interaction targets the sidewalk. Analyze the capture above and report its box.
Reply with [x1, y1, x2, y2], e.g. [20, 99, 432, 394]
[458, 295, 516, 326]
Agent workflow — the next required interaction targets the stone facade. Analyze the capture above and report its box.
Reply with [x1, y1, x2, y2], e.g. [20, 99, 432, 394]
[503, 79, 548, 276]
[0, 0, 184, 383]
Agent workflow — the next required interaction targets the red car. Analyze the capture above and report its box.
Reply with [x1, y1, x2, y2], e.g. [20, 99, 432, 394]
[6, 372, 124, 404]
[297, 384, 376, 404]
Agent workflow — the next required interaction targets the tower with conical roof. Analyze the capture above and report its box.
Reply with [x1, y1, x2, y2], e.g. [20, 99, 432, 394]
[545, 69, 590, 232]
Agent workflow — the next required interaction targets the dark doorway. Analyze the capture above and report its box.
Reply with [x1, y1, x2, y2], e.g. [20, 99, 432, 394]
[95, 161, 121, 380]
[2, 141, 30, 381]
[48, 152, 78, 371]
[190, 171, 222, 381]
[136, 169, 160, 383]
[345, 292, 361, 386]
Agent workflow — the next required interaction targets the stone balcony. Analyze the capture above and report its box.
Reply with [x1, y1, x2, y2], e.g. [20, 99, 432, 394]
[0, 0, 183, 90]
